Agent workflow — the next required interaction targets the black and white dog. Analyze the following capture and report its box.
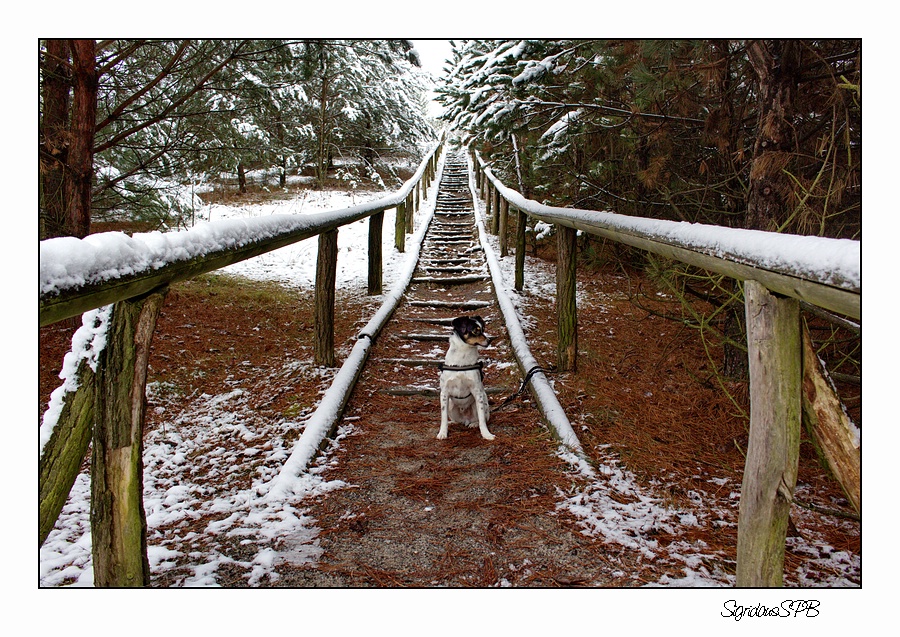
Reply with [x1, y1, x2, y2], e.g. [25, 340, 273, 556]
[437, 316, 494, 441]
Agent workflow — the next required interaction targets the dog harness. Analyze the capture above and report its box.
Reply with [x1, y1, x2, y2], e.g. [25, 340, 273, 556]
[438, 361, 484, 381]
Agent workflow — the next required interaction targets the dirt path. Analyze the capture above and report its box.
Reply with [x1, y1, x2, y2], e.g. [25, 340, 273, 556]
[275, 155, 638, 586]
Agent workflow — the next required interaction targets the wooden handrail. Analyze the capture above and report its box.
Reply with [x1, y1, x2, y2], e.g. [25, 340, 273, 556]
[473, 152, 860, 319]
[39, 137, 444, 327]
[472, 148, 861, 587]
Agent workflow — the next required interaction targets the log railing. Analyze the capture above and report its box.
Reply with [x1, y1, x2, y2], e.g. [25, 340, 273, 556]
[38, 136, 443, 585]
[472, 149, 861, 587]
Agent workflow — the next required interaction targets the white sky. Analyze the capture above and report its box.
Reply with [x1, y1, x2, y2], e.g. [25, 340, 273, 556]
[410, 39, 453, 78]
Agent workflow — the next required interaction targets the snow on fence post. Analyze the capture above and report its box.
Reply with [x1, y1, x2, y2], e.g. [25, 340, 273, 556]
[736, 280, 801, 587]
[557, 224, 578, 372]
[367, 211, 384, 295]
[314, 229, 339, 367]
[91, 287, 167, 587]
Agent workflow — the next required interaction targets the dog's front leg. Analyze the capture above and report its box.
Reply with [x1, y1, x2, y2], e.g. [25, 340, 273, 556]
[437, 389, 450, 440]
[474, 391, 495, 441]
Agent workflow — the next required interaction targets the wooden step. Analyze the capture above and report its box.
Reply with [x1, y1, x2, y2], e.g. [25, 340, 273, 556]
[407, 300, 493, 309]
[379, 386, 512, 397]
[410, 274, 490, 285]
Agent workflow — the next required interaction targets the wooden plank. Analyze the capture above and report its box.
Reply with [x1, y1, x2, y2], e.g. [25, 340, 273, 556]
[736, 280, 801, 587]
[380, 386, 511, 397]
[410, 275, 490, 285]
[408, 300, 492, 310]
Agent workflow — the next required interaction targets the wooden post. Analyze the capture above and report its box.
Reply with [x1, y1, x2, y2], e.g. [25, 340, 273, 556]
[485, 183, 493, 220]
[91, 287, 167, 587]
[515, 209, 526, 292]
[405, 192, 414, 234]
[499, 197, 509, 253]
[557, 224, 578, 372]
[39, 357, 95, 546]
[737, 280, 801, 587]
[490, 187, 500, 235]
[315, 229, 338, 367]
[395, 203, 406, 253]
[367, 211, 383, 296]
[801, 322, 861, 514]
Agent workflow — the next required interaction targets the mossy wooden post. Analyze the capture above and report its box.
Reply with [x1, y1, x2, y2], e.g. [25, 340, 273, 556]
[737, 280, 801, 587]
[557, 224, 578, 372]
[367, 211, 383, 296]
[39, 357, 95, 546]
[91, 287, 167, 587]
[315, 229, 338, 367]
[395, 203, 406, 253]
[499, 197, 509, 255]
[485, 182, 493, 222]
[515, 209, 526, 292]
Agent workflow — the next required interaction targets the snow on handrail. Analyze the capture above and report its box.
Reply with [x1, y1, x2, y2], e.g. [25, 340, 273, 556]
[473, 151, 860, 319]
[39, 136, 444, 326]
[468, 155, 585, 457]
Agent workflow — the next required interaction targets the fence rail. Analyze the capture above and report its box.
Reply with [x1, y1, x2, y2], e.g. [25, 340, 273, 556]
[40, 139, 444, 327]
[471, 149, 860, 587]
[473, 153, 860, 319]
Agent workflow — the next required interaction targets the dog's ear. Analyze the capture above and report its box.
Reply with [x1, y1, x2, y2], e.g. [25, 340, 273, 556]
[472, 315, 484, 327]
[451, 316, 467, 334]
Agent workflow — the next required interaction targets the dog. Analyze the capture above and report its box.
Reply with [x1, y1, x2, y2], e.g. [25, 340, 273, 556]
[437, 315, 494, 441]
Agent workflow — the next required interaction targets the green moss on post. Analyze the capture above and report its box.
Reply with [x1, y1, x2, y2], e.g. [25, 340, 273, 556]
[39, 358, 95, 547]
[91, 288, 167, 587]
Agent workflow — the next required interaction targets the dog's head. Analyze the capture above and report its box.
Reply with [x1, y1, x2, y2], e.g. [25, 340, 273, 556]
[451, 315, 490, 347]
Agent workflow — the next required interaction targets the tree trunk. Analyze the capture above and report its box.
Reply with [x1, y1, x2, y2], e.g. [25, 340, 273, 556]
[65, 39, 99, 238]
[40, 39, 71, 239]
[316, 71, 331, 190]
[745, 39, 802, 232]
[736, 280, 801, 587]
[237, 161, 247, 194]
[91, 288, 167, 587]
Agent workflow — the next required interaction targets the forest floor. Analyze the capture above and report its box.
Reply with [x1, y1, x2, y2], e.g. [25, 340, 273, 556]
[38, 172, 862, 588]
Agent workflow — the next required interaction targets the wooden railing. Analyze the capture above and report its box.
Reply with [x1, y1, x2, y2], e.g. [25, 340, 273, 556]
[38, 137, 443, 585]
[472, 149, 861, 587]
